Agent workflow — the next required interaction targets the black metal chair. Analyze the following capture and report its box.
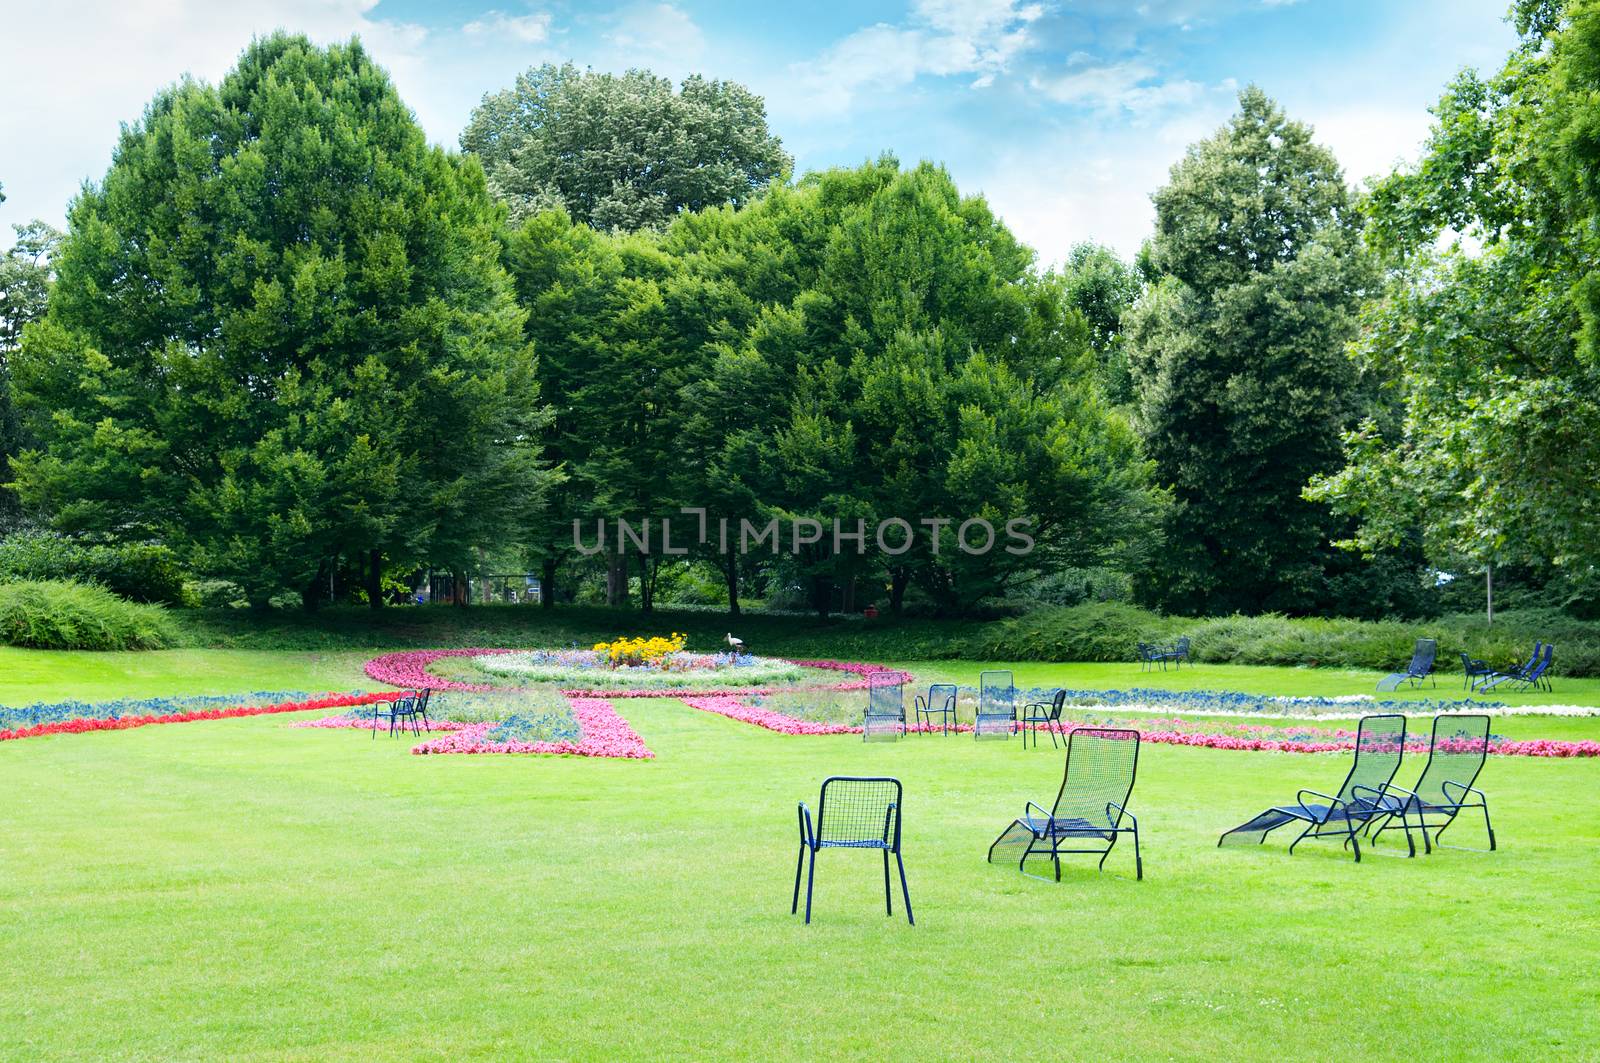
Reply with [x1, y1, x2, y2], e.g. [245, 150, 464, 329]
[1218, 714, 1407, 862]
[370, 692, 424, 739]
[862, 672, 906, 741]
[1377, 638, 1437, 691]
[1483, 642, 1553, 692]
[793, 776, 912, 925]
[988, 727, 1142, 880]
[1368, 714, 1495, 856]
[914, 683, 957, 735]
[1460, 651, 1495, 692]
[1159, 636, 1191, 669]
[1020, 688, 1067, 749]
[1137, 642, 1165, 672]
[976, 670, 1015, 739]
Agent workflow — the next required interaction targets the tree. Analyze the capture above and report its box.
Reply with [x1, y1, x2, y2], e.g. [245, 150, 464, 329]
[462, 64, 792, 231]
[1309, 0, 1600, 608]
[11, 34, 557, 608]
[1061, 242, 1142, 406]
[1127, 87, 1373, 615]
[0, 181, 63, 532]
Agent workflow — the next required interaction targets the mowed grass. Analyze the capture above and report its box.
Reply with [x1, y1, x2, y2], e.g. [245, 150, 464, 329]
[1, 650, 1598, 1060]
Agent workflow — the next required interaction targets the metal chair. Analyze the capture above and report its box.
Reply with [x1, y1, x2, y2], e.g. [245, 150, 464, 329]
[863, 672, 906, 741]
[1368, 714, 1495, 856]
[1377, 638, 1437, 691]
[1483, 643, 1553, 692]
[976, 670, 1015, 740]
[1218, 714, 1407, 862]
[1159, 636, 1191, 669]
[988, 728, 1143, 880]
[1137, 642, 1165, 672]
[913, 683, 957, 735]
[1020, 688, 1067, 749]
[370, 692, 424, 739]
[793, 776, 912, 925]
[1460, 651, 1494, 692]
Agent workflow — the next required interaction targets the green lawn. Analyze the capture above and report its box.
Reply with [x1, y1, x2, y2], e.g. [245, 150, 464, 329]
[2, 651, 1597, 1059]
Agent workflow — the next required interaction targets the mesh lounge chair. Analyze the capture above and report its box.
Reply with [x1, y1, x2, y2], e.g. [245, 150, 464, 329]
[1377, 638, 1437, 692]
[1218, 714, 1407, 862]
[1460, 651, 1495, 692]
[863, 672, 906, 741]
[1482, 643, 1553, 693]
[913, 683, 957, 735]
[976, 670, 1015, 740]
[1020, 689, 1067, 749]
[1159, 636, 1191, 669]
[1368, 714, 1495, 856]
[792, 776, 912, 925]
[987, 728, 1142, 880]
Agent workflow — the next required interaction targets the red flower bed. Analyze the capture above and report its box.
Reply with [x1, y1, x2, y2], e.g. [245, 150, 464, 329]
[0, 691, 407, 744]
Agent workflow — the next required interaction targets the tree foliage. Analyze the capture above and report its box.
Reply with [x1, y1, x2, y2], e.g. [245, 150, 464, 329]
[11, 34, 557, 607]
[462, 63, 791, 231]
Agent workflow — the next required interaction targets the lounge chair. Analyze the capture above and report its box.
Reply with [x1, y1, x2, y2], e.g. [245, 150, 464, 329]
[987, 727, 1142, 880]
[793, 776, 912, 925]
[1368, 714, 1495, 856]
[975, 670, 1015, 739]
[1377, 638, 1437, 691]
[1482, 643, 1553, 693]
[913, 683, 957, 735]
[1019, 688, 1067, 749]
[1218, 714, 1407, 862]
[863, 672, 906, 741]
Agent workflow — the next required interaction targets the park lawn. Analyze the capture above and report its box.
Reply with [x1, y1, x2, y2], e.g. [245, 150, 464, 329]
[0, 692, 1596, 1061]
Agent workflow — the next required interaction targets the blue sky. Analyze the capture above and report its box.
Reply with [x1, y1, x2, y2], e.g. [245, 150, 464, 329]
[0, 0, 1517, 262]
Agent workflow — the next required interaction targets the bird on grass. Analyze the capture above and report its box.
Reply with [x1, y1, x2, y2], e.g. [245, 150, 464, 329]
[725, 633, 745, 656]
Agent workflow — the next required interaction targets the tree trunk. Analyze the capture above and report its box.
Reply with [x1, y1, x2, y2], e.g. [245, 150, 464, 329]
[301, 561, 327, 612]
[723, 553, 741, 617]
[367, 549, 383, 610]
[541, 556, 557, 609]
[638, 553, 654, 613]
[452, 568, 468, 606]
[606, 550, 629, 607]
[810, 575, 833, 620]
[889, 568, 909, 614]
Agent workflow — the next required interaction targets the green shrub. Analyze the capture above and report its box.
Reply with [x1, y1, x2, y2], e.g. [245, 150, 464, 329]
[0, 580, 177, 650]
[964, 602, 1181, 662]
[0, 532, 188, 605]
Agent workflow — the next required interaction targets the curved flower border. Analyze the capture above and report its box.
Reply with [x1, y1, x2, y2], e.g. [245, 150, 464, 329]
[0, 691, 406, 744]
[410, 698, 652, 758]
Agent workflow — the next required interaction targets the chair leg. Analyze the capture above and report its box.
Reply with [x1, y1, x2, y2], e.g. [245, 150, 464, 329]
[883, 849, 893, 916]
[896, 851, 913, 926]
[804, 849, 817, 924]
[792, 844, 806, 915]
[1133, 824, 1143, 880]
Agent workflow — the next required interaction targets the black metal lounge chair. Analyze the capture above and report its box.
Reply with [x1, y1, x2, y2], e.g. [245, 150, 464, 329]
[1368, 714, 1495, 856]
[976, 670, 1015, 740]
[863, 672, 906, 741]
[1159, 636, 1191, 669]
[1377, 638, 1437, 691]
[913, 683, 957, 735]
[1218, 714, 1407, 862]
[1483, 643, 1553, 693]
[1020, 688, 1067, 749]
[987, 727, 1142, 880]
[792, 776, 912, 925]
[1460, 651, 1495, 692]
[1137, 642, 1165, 672]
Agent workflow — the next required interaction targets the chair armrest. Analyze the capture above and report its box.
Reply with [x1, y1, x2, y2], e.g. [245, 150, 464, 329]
[1348, 784, 1397, 811]
[1106, 800, 1136, 829]
[1024, 800, 1052, 826]
[1439, 780, 1487, 804]
[797, 802, 815, 848]
[1295, 789, 1342, 822]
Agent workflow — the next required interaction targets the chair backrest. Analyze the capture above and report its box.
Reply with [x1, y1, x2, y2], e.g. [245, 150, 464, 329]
[1048, 728, 1140, 828]
[925, 683, 956, 712]
[816, 776, 902, 848]
[415, 688, 431, 712]
[1528, 642, 1554, 680]
[866, 672, 904, 719]
[1408, 638, 1438, 676]
[1334, 714, 1407, 805]
[1173, 636, 1190, 655]
[1046, 688, 1066, 719]
[1459, 651, 1480, 672]
[1412, 714, 1490, 807]
[979, 671, 1014, 717]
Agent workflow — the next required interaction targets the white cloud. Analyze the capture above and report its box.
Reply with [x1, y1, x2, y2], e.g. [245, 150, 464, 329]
[602, 2, 706, 68]
[790, 0, 1044, 114]
[463, 10, 553, 44]
[1030, 57, 1213, 116]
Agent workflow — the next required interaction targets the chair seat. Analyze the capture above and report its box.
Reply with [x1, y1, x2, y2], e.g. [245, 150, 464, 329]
[815, 838, 892, 850]
[1021, 815, 1115, 841]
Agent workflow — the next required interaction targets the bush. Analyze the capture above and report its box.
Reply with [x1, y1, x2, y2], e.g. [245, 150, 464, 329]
[964, 602, 1181, 662]
[0, 532, 188, 605]
[0, 580, 178, 650]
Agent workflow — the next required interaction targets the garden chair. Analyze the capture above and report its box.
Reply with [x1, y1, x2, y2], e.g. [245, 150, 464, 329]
[1159, 636, 1191, 669]
[792, 776, 912, 925]
[987, 728, 1142, 881]
[1217, 714, 1406, 862]
[976, 670, 1016, 739]
[1376, 638, 1437, 691]
[370, 691, 424, 739]
[1368, 714, 1495, 856]
[863, 672, 906, 741]
[1020, 688, 1067, 749]
[1137, 642, 1165, 672]
[913, 683, 957, 735]
[1482, 643, 1553, 693]
[1460, 651, 1495, 692]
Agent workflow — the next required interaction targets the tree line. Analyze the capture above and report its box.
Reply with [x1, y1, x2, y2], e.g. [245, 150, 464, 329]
[1, 2, 1596, 619]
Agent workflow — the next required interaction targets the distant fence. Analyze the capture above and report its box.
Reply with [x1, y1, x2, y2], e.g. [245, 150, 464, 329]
[419, 572, 541, 606]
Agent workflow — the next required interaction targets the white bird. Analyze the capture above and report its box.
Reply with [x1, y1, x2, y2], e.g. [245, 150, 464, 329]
[725, 633, 745, 654]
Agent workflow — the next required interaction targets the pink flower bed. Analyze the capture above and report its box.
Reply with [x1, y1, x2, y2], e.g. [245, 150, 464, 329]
[364, 648, 514, 692]
[290, 714, 472, 732]
[411, 697, 652, 758]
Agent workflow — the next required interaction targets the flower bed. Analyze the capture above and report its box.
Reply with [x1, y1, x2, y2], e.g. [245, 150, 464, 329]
[411, 698, 652, 758]
[472, 651, 808, 689]
[0, 691, 405, 743]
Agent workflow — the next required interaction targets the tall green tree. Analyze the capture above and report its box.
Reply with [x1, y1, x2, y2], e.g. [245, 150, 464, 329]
[1061, 241, 1142, 406]
[1309, 0, 1600, 606]
[0, 182, 61, 531]
[1127, 87, 1372, 615]
[12, 34, 556, 608]
[462, 64, 791, 231]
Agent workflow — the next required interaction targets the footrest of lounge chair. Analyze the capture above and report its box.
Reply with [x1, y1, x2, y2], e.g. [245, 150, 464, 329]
[1219, 807, 1303, 846]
